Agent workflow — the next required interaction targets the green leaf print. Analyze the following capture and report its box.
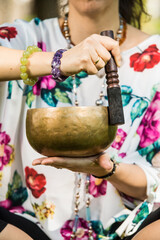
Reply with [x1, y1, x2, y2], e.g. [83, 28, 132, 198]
[26, 91, 36, 108]
[121, 85, 133, 95]
[130, 99, 148, 123]
[132, 202, 149, 224]
[138, 143, 154, 155]
[54, 88, 72, 104]
[114, 214, 129, 223]
[150, 83, 160, 100]
[58, 73, 83, 92]
[146, 151, 156, 164]
[122, 94, 132, 107]
[138, 139, 160, 164]
[7, 81, 13, 99]
[75, 75, 82, 87]
[9, 187, 28, 205]
[91, 220, 105, 235]
[23, 85, 33, 96]
[121, 85, 133, 107]
[41, 89, 58, 107]
[6, 171, 28, 205]
[58, 76, 73, 91]
[11, 170, 22, 189]
[76, 71, 88, 78]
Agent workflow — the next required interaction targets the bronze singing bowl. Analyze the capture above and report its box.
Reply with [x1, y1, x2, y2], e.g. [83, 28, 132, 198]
[26, 106, 117, 157]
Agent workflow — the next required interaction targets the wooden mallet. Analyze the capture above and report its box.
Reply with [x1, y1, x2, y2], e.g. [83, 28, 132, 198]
[101, 30, 125, 125]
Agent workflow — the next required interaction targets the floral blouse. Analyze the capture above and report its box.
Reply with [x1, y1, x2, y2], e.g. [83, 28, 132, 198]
[0, 18, 160, 240]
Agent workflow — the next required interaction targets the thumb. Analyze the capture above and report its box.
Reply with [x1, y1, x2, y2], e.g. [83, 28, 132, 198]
[98, 153, 113, 171]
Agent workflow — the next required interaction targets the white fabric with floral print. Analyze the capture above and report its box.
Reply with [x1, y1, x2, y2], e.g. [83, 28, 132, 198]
[0, 18, 160, 240]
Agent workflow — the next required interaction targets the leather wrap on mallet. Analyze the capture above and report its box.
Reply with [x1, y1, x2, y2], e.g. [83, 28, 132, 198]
[100, 30, 125, 125]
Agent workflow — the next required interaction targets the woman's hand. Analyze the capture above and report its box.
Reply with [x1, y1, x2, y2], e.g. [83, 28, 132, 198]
[60, 34, 121, 76]
[32, 152, 113, 177]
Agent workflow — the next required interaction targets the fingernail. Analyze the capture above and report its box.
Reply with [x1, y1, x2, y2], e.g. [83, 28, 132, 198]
[32, 159, 41, 165]
[107, 161, 112, 170]
[41, 159, 52, 165]
[117, 59, 121, 67]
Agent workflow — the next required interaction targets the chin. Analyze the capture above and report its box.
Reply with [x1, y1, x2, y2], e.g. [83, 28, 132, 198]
[70, 0, 113, 15]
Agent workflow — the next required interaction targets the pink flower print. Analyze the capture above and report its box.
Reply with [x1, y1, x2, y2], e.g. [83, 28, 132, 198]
[37, 41, 46, 52]
[61, 218, 96, 240]
[0, 199, 25, 214]
[32, 41, 56, 95]
[32, 75, 56, 95]
[89, 175, 107, 198]
[118, 152, 127, 158]
[111, 128, 127, 150]
[9, 206, 25, 214]
[0, 124, 13, 170]
[137, 91, 160, 148]
[0, 199, 12, 209]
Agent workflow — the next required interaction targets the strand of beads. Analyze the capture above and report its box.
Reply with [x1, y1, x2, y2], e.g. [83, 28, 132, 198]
[95, 78, 106, 106]
[70, 173, 81, 240]
[85, 174, 93, 240]
[115, 16, 127, 46]
[63, 15, 79, 107]
[20, 45, 42, 86]
[72, 75, 79, 106]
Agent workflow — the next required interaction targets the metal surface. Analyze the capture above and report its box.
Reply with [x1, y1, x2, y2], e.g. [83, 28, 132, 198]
[26, 106, 117, 157]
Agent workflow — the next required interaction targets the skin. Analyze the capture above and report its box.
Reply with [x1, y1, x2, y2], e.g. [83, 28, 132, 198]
[0, 224, 33, 240]
[132, 220, 160, 240]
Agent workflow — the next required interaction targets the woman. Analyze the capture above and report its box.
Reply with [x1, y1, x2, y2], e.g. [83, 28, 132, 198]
[0, 0, 160, 239]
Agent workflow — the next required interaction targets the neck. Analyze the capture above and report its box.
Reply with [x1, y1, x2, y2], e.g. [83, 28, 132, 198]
[67, 1, 119, 45]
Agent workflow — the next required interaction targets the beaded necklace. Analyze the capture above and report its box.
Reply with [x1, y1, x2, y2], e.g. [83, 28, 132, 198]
[61, 14, 127, 240]
[63, 14, 127, 48]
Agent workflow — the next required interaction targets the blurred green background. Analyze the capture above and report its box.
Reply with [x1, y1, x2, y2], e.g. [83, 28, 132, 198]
[0, 0, 159, 34]
[142, 0, 160, 34]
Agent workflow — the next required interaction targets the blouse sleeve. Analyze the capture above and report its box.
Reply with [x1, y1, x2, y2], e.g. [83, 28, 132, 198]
[0, 18, 42, 49]
[108, 37, 160, 205]
[0, 18, 42, 123]
[108, 147, 160, 205]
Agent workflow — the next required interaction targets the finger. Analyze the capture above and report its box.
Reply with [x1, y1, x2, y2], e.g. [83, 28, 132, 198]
[88, 46, 106, 70]
[89, 36, 111, 64]
[61, 45, 98, 75]
[80, 56, 99, 75]
[40, 157, 86, 168]
[98, 153, 113, 171]
[39, 156, 98, 173]
[91, 34, 121, 67]
[32, 158, 46, 165]
[111, 44, 121, 67]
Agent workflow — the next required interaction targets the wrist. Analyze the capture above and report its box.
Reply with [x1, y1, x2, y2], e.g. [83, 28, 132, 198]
[92, 158, 117, 179]
[27, 51, 53, 77]
[51, 49, 68, 82]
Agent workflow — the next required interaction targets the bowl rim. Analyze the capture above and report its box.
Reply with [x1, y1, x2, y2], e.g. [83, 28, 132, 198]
[27, 105, 109, 112]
